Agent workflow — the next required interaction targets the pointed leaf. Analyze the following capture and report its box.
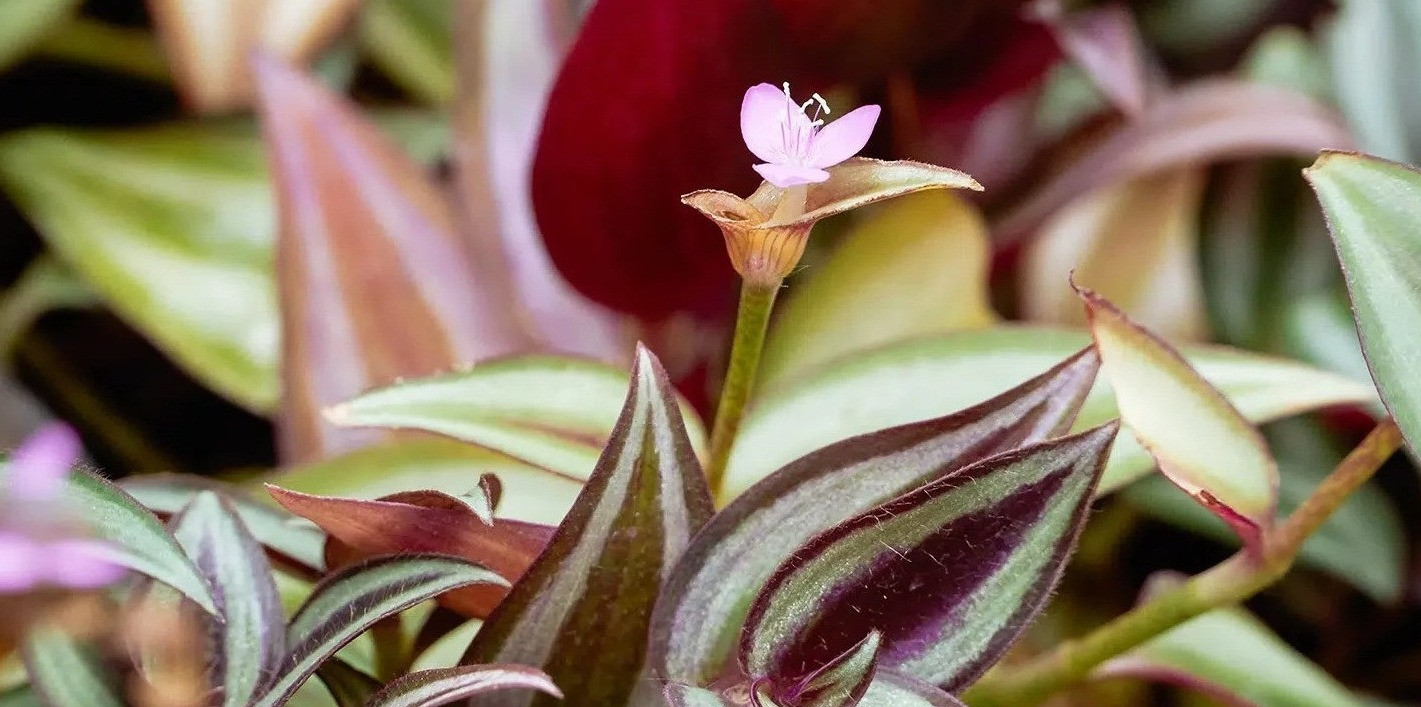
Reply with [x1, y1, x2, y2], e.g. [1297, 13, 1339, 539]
[652, 349, 1101, 686]
[1079, 286, 1278, 542]
[0, 0, 80, 71]
[461, 344, 714, 707]
[1304, 151, 1421, 460]
[252, 555, 505, 707]
[1023, 169, 1210, 340]
[328, 355, 708, 480]
[742, 425, 1117, 691]
[169, 492, 285, 707]
[22, 625, 122, 707]
[365, 664, 561, 707]
[252, 55, 529, 463]
[724, 328, 1372, 501]
[786, 631, 881, 707]
[0, 123, 278, 411]
[761, 191, 995, 386]
[267, 486, 551, 617]
[0, 465, 218, 614]
[124, 474, 326, 569]
[266, 438, 582, 526]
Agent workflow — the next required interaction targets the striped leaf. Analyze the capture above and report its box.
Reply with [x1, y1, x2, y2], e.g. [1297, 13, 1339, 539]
[251, 555, 505, 707]
[125, 474, 326, 570]
[724, 330, 1371, 502]
[650, 348, 1101, 686]
[741, 424, 1119, 692]
[169, 492, 285, 707]
[252, 55, 529, 463]
[461, 344, 715, 707]
[782, 630, 881, 707]
[267, 486, 552, 618]
[859, 672, 969, 706]
[44, 469, 217, 615]
[1305, 151, 1421, 459]
[364, 665, 561, 707]
[22, 624, 122, 707]
[328, 355, 709, 482]
[1079, 285, 1278, 545]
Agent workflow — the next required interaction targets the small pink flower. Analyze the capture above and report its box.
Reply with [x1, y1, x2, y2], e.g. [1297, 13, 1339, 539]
[1, 423, 124, 593]
[740, 83, 881, 188]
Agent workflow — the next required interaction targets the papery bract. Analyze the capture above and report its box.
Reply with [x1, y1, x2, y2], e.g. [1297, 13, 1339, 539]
[683, 158, 980, 286]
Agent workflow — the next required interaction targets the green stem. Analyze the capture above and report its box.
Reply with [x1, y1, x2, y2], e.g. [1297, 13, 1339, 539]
[966, 419, 1403, 706]
[705, 280, 779, 497]
[34, 18, 170, 83]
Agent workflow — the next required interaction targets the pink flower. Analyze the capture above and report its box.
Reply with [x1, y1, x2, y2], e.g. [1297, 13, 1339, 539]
[1, 423, 124, 593]
[740, 83, 881, 188]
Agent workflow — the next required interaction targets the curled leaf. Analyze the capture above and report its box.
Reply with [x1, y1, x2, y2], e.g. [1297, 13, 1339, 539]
[1078, 285, 1278, 545]
[169, 492, 285, 707]
[267, 486, 551, 618]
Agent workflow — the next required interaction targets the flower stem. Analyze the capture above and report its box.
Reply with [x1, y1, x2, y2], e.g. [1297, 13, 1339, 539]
[706, 280, 779, 498]
[965, 418, 1403, 707]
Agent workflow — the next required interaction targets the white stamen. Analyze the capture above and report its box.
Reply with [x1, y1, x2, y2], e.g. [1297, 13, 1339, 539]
[811, 93, 831, 115]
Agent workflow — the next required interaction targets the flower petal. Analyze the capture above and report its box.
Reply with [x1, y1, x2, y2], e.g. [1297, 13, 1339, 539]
[44, 538, 125, 589]
[755, 163, 832, 188]
[7, 423, 81, 502]
[807, 104, 881, 168]
[742, 83, 793, 164]
[0, 531, 40, 592]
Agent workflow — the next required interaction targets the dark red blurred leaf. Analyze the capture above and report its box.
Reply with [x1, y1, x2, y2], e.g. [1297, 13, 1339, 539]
[252, 55, 532, 463]
[266, 486, 552, 618]
[531, 0, 787, 318]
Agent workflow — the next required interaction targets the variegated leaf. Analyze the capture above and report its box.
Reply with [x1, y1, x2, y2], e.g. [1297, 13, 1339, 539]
[782, 630, 881, 707]
[169, 492, 285, 707]
[1079, 285, 1278, 544]
[364, 664, 561, 707]
[460, 344, 714, 706]
[650, 349, 1100, 687]
[740, 425, 1118, 691]
[251, 555, 505, 707]
[327, 354, 708, 481]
